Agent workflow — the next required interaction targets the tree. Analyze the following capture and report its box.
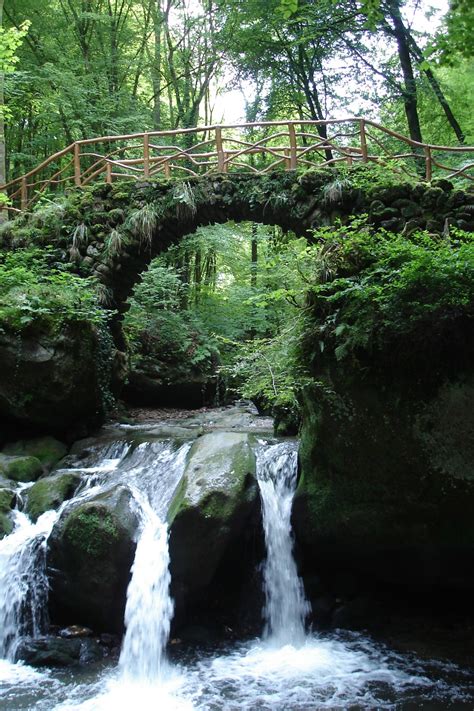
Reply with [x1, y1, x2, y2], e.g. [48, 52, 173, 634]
[0, 0, 28, 210]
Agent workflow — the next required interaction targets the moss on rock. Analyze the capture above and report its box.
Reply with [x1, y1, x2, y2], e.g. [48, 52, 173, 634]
[63, 505, 120, 558]
[26, 473, 80, 522]
[0, 486, 15, 538]
[0, 454, 43, 483]
[3, 437, 68, 471]
[47, 486, 139, 632]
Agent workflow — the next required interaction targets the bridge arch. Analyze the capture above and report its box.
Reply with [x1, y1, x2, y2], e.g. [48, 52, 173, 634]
[70, 172, 473, 322]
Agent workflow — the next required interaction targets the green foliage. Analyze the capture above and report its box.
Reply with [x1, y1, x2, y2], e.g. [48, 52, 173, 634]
[221, 321, 311, 413]
[172, 181, 197, 219]
[0, 21, 29, 73]
[301, 222, 474, 365]
[278, 0, 298, 19]
[125, 203, 162, 248]
[0, 247, 107, 333]
[124, 261, 219, 382]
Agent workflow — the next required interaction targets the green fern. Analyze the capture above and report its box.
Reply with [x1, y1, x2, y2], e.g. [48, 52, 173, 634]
[173, 181, 197, 219]
[126, 203, 161, 248]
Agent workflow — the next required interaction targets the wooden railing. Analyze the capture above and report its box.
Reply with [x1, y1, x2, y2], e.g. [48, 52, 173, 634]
[2, 118, 474, 213]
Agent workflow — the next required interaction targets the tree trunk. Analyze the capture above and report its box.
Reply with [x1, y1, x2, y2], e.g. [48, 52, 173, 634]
[387, 0, 423, 144]
[251, 223, 258, 288]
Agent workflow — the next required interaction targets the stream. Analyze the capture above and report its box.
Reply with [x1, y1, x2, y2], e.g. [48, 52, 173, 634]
[0, 405, 472, 710]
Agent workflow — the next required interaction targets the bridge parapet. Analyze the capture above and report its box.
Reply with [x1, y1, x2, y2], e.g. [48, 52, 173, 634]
[2, 119, 474, 214]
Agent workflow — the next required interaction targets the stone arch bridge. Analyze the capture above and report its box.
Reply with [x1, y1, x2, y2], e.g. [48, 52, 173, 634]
[6, 170, 473, 327]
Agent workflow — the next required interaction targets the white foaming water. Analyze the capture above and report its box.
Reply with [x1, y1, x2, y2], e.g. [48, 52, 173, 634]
[256, 441, 310, 645]
[118, 443, 190, 684]
[0, 509, 59, 661]
[119, 493, 173, 682]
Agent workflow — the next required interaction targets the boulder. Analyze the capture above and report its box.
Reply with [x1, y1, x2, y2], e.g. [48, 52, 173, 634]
[0, 323, 106, 438]
[47, 485, 139, 632]
[0, 486, 16, 538]
[26, 472, 81, 521]
[0, 454, 43, 483]
[15, 635, 104, 667]
[3, 437, 68, 471]
[168, 432, 258, 612]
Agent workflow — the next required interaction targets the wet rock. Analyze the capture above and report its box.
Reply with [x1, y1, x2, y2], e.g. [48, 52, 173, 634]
[294, 375, 474, 593]
[168, 432, 258, 612]
[311, 595, 336, 626]
[48, 485, 139, 632]
[59, 625, 93, 638]
[26, 472, 81, 521]
[15, 635, 104, 667]
[0, 454, 43, 483]
[0, 486, 16, 538]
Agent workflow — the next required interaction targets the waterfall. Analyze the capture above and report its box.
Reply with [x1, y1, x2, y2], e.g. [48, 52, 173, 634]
[256, 441, 310, 646]
[0, 509, 59, 661]
[119, 494, 173, 682]
[119, 443, 190, 682]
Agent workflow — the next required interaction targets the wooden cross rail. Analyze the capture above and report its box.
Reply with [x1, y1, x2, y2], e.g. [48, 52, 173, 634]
[2, 118, 474, 213]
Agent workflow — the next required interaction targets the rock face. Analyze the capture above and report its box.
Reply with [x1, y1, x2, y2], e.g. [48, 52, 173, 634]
[168, 432, 259, 620]
[293, 369, 474, 595]
[0, 324, 106, 439]
[47, 485, 139, 632]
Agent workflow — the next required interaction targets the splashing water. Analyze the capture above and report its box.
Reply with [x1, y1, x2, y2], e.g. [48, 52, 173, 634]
[119, 443, 190, 683]
[0, 510, 59, 661]
[119, 494, 173, 682]
[256, 441, 310, 646]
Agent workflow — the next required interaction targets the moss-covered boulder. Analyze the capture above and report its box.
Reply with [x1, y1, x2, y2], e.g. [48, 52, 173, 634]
[3, 437, 68, 471]
[168, 432, 258, 612]
[26, 472, 81, 521]
[47, 485, 139, 632]
[0, 486, 16, 538]
[0, 454, 43, 482]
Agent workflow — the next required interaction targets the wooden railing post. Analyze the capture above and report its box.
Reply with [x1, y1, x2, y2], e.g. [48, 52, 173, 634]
[74, 143, 82, 187]
[360, 119, 368, 162]
[164, 161, 170, 179]
[105, 161, 112, 184]
[424, 146, 432, 182]
[21, 178, 28, 211]
[288, 123, 297, 170]
[215, 126, 225, 172]
[143, 132, 150, 178]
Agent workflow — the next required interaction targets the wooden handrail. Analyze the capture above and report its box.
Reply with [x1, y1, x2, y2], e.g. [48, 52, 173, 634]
[2, 118, 473, 212]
